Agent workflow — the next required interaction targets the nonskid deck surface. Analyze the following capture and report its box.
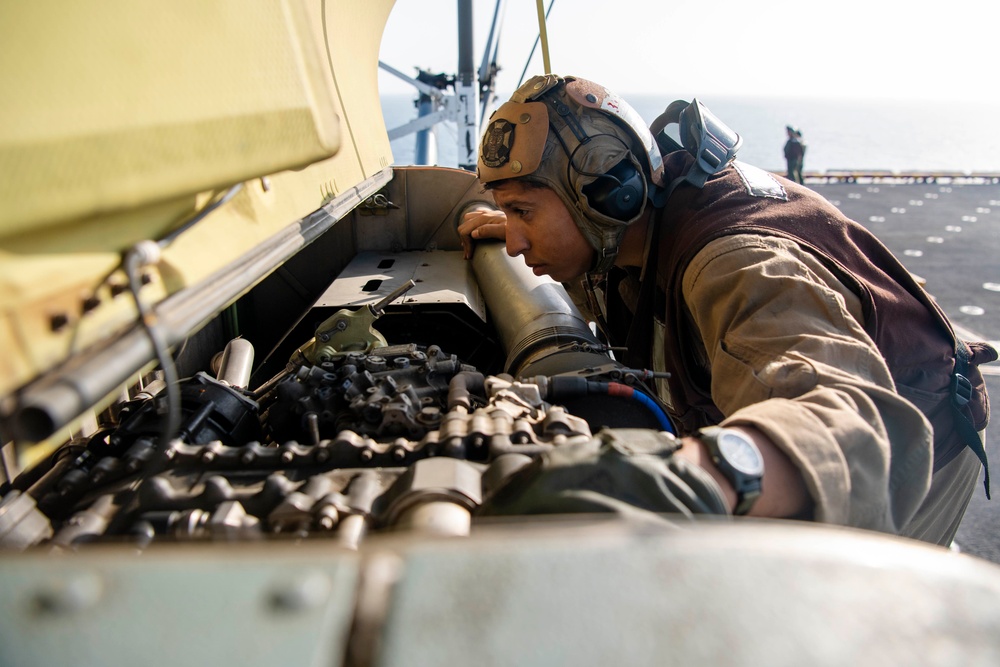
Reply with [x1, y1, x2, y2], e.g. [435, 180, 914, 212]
[811, 180, 1000, 351]
[809, 180, 1000, 564]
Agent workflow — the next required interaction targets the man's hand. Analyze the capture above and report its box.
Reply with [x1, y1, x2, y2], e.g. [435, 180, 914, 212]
[458, 207, 508, 259]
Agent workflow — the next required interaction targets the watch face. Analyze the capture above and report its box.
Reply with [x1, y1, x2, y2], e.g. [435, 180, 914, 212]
[718, 430, 765, 476]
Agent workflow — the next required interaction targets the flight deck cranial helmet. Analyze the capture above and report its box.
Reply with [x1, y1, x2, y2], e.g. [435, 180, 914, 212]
[477, 74, 666, 274]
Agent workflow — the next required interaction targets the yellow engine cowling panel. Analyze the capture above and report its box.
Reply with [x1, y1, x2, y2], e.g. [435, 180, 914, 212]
[0, 0, 397, 398]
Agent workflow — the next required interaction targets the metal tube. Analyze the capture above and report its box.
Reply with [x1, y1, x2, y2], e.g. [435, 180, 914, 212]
[336, 514, 367, 550]
[395, 501, 471, 537]
[470, 243, 603, 377]
[414, 96, 438, 165]
[216, 338, 255, 389]
[457, 0, 475, 88]
[455, 0, 479, 170]
[371, 279, 416, 314]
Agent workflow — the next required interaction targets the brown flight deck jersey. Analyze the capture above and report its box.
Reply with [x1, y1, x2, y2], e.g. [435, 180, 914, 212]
[609, 153, 993, 533]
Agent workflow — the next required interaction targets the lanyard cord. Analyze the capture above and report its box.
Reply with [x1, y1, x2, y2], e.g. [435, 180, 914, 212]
[534, 0, 553, 74]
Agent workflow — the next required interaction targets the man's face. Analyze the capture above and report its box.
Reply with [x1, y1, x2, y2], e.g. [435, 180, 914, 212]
[490, 180, 595, 282]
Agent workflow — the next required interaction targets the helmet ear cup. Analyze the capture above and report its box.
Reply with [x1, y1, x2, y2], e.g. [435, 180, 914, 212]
[581, 159, 644, 221]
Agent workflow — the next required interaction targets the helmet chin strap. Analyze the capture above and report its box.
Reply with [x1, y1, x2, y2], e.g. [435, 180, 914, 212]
[586, 200, 652, 277]
[589, 244, 619, 276]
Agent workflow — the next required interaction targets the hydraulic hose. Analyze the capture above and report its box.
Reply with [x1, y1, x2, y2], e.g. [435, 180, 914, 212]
[538, 375, 675, 434]
[605, 383, 675, 434]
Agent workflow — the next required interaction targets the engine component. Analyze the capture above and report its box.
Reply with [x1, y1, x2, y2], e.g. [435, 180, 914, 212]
[0, 347, 604, 549]
[382, 457, 484, 537]
[0, 247, 677, 552]
[267, 343, 475, 443]
[112, 372, 263, 450]
[470, 243, 607, 377]
[0, 491, 53, 549]
[293, 279, 417, 364]
[215, 338, 255, 389]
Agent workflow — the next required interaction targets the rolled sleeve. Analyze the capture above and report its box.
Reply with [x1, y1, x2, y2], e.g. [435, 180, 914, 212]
[681, 234, 932, 532]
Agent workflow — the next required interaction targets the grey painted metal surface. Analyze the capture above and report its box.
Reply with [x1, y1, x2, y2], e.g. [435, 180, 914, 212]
[318, 250, 486, 322]
[4, 520, 998, 667]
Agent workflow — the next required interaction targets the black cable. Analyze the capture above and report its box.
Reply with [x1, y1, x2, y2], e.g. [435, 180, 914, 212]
[539, 99, 633, 186]
[69, 184, 242, 443]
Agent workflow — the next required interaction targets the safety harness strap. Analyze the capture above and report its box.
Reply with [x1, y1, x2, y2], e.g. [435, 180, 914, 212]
[952, 341, 991, 498]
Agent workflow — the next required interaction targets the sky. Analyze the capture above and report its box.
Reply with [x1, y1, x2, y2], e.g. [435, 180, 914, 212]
[378, 0, 1000, 103]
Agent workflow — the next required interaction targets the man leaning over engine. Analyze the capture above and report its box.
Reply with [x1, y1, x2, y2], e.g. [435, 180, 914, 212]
[459, 74, 995, 546]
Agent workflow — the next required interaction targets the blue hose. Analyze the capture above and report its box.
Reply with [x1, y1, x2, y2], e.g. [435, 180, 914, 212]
[628, 388, 676, 435]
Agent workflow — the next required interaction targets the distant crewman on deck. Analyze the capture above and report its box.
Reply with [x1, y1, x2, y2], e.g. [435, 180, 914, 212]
[460, 73, 996, 547]
[784, 125, 805, 183]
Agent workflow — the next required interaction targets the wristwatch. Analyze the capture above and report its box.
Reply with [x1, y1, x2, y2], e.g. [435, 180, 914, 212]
[698, 426, 764, 515]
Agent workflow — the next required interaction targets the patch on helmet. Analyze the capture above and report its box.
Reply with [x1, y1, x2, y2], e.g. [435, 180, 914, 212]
[481, 119, 515, 168]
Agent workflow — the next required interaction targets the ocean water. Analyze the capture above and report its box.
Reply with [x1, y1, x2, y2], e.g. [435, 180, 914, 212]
[380, 93, 1000, 174]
